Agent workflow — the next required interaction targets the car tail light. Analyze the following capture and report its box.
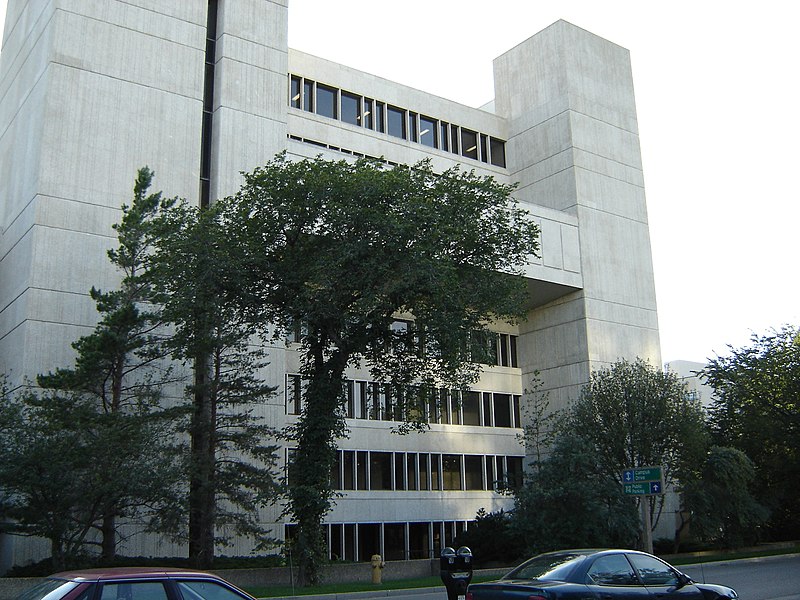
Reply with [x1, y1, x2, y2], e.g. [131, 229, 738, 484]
[466, 594, 473, 600]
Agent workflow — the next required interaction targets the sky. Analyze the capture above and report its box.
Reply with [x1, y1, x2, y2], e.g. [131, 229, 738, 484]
[1, 1, 798, 364]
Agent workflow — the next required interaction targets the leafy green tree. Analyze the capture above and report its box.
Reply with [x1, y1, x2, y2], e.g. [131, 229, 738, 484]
[518, 375, 562, 472]
[680, 446, 768, 548]
[148, 197, 281, 569]
[36, 167, 182, 561]
[703, 326, 800, 539]
[0, 383, 173, 570]
[567, 359, 709, 536]
[513, 433, 639, 554]
[223, 156, 540, 583]
[453, 509, 525, 567]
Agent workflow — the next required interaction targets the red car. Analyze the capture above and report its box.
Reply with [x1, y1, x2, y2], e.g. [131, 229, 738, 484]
[16, 568, 257, 600]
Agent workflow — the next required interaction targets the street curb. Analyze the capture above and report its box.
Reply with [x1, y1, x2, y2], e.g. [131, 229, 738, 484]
[258, 586, 446, 600]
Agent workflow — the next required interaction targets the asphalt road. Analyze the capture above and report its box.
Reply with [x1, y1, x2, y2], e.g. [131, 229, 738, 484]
[333, 554, 800, 600]
[680, 554, 800, 600]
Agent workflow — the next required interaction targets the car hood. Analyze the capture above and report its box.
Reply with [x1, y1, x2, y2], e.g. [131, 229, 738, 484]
[694, 582, 738, 599]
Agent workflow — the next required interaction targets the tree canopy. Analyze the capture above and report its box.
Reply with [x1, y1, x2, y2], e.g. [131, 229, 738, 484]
[567, 359, 708, 534]
[704, 325, 800, 539]
[222, 155, 540, 583]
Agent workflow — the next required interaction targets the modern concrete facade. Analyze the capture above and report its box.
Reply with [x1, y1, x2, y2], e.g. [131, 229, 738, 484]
[0, 1, 660, 568]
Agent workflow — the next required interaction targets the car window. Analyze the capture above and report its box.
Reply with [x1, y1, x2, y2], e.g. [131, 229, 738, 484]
[176, 581, 247, 600]
[586, 555, 640, 586]
[627, 554, 679, 586]
[504, 553, 585, 581]
[99, 583, 168, 600]
[17, 580, 79, 600]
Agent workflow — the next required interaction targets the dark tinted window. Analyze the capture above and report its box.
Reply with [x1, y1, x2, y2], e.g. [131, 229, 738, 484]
[419, 115, 436, 147]
[587, 555, 640, 586]
[505, 552, 587, 582]
[100, 583, 168, 600]
[341, 91, 360, 125]
[177, 581, 248, 600]
[461, 129, 478, 159]
[316, 84, 337, 119]
[387, 105, 405, 139]
[628, 554, 679, 586]
[17, 580, 78, 600]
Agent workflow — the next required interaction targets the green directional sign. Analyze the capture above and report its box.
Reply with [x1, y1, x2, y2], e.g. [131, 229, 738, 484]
[622, 466, 664, 495]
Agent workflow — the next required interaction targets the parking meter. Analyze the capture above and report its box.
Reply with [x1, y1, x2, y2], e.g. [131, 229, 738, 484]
[440, 546, 473, 600]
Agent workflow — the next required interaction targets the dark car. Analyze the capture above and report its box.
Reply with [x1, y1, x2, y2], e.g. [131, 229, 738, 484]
[16, 568, 256, 600]
[466, 549, 738, 600]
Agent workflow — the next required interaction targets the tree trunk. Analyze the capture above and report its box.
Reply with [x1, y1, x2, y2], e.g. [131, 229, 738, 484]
[101, 512, 116, 562]
[290, 347, 348, 585]
[189, 355, 216, 569]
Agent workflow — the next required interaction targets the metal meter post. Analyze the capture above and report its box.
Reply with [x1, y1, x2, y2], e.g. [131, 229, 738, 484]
[440, 546, 473, 600]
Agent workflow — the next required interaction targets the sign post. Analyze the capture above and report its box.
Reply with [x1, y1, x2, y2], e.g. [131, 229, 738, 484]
[621, 466, 664, 554]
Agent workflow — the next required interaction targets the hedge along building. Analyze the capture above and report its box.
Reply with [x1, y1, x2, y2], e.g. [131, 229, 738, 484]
[0, 1, 660, 567]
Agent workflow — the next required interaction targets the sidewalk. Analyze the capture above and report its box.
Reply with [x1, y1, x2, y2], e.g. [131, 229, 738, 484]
[260, 586, 447, 600]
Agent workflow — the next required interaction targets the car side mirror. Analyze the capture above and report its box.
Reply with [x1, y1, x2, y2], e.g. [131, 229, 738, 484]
[675, 572, 693, 589]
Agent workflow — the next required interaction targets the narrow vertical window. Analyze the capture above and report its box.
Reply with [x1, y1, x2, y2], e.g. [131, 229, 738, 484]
[482, 392, 493, 426]
[510, 335, 518, 367]
[394, 453, 405, 490]
[440, 122, 449, 151]
[363, 98, 374, 129]
[408, 111, 418, 142]
[450, 125, 459, 154]
[442, 454, 462, 490]
[375, 101, 385, 133]
[480, 134, 489, 162]
[303, 79, 314, 112]
[406, 453, 418, 490]
[343, 450, 355, 489]
[356, 451, 368, 490]
[430, 454, 441, 490]
[286, 374, 302, 415]
[290, 75, 301, 109]
[419, 453, 430, 490]
[513, 395, 521, 428]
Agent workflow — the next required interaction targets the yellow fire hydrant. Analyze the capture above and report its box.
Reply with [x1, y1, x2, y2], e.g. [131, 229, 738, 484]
[371, 554, 385, 584]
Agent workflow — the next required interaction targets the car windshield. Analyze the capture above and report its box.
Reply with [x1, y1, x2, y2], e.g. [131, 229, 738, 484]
[17, 580, 79, 600]
[503, 553, 587, 582]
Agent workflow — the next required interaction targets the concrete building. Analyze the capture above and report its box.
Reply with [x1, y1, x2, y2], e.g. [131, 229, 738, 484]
[0, 1, 660, 567]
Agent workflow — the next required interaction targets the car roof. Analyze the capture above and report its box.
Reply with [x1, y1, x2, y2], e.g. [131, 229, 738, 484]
[49, 568, 221, 582]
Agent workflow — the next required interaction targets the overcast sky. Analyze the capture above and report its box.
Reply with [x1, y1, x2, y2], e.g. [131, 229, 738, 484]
[1, 1, 798, 364]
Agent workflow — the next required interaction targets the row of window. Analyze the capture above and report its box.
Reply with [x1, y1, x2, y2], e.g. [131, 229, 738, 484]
[286, 520, 472, 562]
[288, 320, 519, 369]
[286, 449, 523, 493]
[286, 375, 523, 428]
[322, 450, 524, 492]
[290, 75, 507, 167]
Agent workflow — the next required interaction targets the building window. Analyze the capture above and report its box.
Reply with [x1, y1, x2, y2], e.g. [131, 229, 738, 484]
[303, 79, 314, 112]
[442, 454, 462, 490]
[419, 115, 437, 148]
[450, 125, 460, 154]
[290, 75, 301, 109]
[408, 112, 418, 142]
[490, 137, 506, 167]
[493, 393, 512, 428]
[464, 455, 483, 490]
[341, 90, 361, 126]
[439, 122, 449, 151]
[317, 84, 337, 119]
[461, 129, 478, 160]
[406, 453, 418, 490]
[480, 134, 489, 163]
[462, 391, 481, 426]
[375, 101, 385, 133]
[387, 105, 406, 139]
[286, 374, 303, 414]
[370, 452, 392, 490]
[363, 98, 374, 129]
[419, 453, 430, 490]
[430, 453, 441, 490]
